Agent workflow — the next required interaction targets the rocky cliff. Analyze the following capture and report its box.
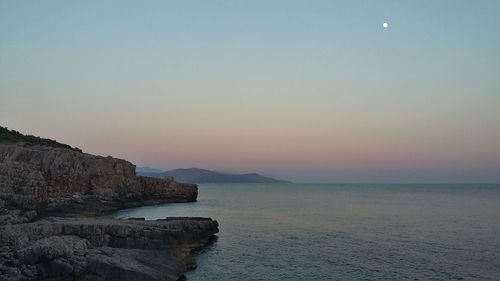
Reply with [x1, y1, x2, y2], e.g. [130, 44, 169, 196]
[0, 139, 219, 281]
[0, 143, 197, 215]
[0, 217, 218, 281]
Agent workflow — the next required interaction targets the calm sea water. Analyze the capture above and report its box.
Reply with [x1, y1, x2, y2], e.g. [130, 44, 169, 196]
[115, 184, 500, 280]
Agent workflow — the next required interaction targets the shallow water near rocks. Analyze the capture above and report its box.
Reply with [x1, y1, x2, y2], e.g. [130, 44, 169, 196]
[115, 184, 500, 280]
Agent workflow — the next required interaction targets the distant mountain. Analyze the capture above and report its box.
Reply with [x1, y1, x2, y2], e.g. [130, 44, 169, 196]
[136, 166, 166, 174]
[137, 167, 291, 184]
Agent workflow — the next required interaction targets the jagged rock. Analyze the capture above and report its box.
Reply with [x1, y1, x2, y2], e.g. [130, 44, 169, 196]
[15, 236, 89, 265]
[0, 142, 219, 281]
[0, 209, 37, 226]
[0, 143, 197, 215]
[85, 248, 184, 281]
[0, 217, 218, 281]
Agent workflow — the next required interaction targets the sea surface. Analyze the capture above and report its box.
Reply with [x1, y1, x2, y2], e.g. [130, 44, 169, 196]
[114, 184, 500, 280]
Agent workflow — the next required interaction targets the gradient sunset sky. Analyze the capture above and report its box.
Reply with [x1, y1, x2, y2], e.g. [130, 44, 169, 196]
[1, 0, 499, 183]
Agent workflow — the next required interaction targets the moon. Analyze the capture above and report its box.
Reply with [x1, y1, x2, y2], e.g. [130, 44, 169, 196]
[383, 22, 389, 29]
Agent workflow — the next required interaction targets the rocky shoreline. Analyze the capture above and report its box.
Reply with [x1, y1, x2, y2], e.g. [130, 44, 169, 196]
[0, 142, 219, 281]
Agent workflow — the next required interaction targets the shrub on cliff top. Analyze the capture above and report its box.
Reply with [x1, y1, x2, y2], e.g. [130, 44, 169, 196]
[0, 126, 81, 151]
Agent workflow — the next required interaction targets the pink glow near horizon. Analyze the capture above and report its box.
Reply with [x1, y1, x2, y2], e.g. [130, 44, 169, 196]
[1, 1, 500, 182]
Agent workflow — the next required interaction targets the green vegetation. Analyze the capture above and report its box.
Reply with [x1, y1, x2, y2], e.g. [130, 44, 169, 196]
[0, 126, 81, 151]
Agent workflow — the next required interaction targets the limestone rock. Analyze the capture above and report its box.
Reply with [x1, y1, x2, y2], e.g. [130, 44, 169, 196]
[0, 142, 219, 280]
[0, 143, 197, 215]
[0, 217, 218, 281]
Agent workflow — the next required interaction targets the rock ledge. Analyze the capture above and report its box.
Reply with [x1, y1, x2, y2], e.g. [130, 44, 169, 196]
[0, 143, 219, 281]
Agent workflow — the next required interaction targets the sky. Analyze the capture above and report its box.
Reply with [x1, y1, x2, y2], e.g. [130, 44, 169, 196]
[1, 0, 499, 183]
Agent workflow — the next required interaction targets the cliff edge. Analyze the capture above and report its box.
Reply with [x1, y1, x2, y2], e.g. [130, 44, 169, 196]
[0, 127, 219, 281]
[0, 143, 197, 216]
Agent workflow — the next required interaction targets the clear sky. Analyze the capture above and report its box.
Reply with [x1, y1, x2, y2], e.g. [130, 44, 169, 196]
[1, 0, 499, 183]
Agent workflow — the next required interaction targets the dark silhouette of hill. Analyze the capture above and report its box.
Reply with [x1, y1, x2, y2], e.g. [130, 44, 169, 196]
[137, 167, 291, 184]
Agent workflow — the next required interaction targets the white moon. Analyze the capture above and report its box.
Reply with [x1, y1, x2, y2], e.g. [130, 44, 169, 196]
[383, 22, 389, 29]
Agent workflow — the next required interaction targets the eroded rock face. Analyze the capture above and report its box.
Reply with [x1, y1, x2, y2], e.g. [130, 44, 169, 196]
[0, 217, 219, 281]
[0, 143, 219, 281]
[0, 143, 197, 215]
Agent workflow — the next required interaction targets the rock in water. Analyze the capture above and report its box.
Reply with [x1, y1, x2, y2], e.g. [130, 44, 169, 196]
[0, 217, 219, 281]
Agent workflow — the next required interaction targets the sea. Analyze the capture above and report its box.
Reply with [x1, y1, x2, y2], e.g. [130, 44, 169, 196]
[114, 184, 500, 280]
